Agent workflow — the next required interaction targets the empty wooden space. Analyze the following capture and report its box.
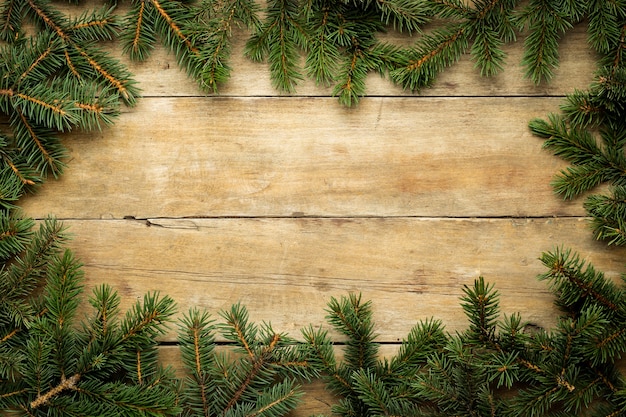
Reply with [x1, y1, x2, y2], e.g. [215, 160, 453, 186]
[18, 19, 626, 415]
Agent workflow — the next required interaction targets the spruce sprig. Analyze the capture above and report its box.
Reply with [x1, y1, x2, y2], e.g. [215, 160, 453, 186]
[310, 269, 626, 417]
[530, 73, 625, 245]
[391, 0, 518, 91]
[245, 0, 307, 93]
[188, 0, 261, 92]
[0, 3, 129, 206]
[0, 217, 180, 416]
[177, 304, 317, 417]
[304, 293, 448, 416]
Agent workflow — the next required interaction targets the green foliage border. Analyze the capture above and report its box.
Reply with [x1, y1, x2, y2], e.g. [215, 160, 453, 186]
[0, 0, 625, 416]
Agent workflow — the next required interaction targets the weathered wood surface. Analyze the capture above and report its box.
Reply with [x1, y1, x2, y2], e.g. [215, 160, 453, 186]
[66, 217, 625, 342]
[21, 96, 583, 218]
[17, 12, 626, 415]
[113, 24, 597, 98]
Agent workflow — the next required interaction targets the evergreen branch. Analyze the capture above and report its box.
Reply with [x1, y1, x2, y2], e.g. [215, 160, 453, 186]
[0, 0, 24, 41]
[41, 250, 84, 376]
[87, 284, 120, 339]
[29, 372, 80, 409]
[193, 2, 239, 92]
[304, 9, 339, 86]
[0, 218, 67, 305]
[177, 308, 215, 416]
[552, 163, 613, 200]
[221, 303, 256, 359]
[326, 293, 379, 371]
[63, 49, 80, 78]
[351, 368, 392, 416]
[587, 0, 623, 55]
[3, 157, 36, 187]
[121, 0, 157, 61]
[405, 26, 466, 72]
[585, 186, 626, 246]
[152, 0, 199, 55]
[224, 333, 281, 413]
[333, 42, 368, 107]
[67, 6, 119, 42]
[430, 0, 472, 18]
[74, 45, 139, 106]
[25, 0, 68, 40]
[248, 379, 302, 417]
[189, 0, 259, 92]
[0, 213, 34, 260]
[517, 0, 573, 84]
[13, 108, 65, 177]
[375, 0, 433, 33]
[610, 22, 626, 71]
[18, 42, 55, 84]
[13, 91, 76, 132]
[0, 165, 30, 209]
[530, 113, 601, 166]
[461, 276, 500, 344]
[560, 89, 604, 128]
[133, 1, 148, 56]
[120, 292, 176, 344]
[245, 0, 306, 93]
[390, 24, 468, 91]
[389, 318, 447, 374]
[539, 248, 626, 315]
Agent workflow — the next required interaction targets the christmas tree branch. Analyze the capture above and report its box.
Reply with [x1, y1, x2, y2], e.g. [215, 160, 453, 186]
[29, 373, 80, 409]
[151, 0, 199, 55]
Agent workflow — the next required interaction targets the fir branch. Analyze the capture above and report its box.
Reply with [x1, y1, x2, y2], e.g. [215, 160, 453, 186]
[0, 218, 67, 306]
[245, 0, 307, 93]
[224, 333, 281, 412]
[516, 0, 574, 84]
[0, 213, 34, 261]
[333, 40, 369, 106]
[192, 0, 261, 92]
[304, 5, 340, 86]
[247, 379, 303, 417]
[389, 318, 447, 375]
[375, 0, 433, 33]
[120, 292, 176, 345]
[220, 302, 257, 358]
[586, 0, 624, 55]
[390, 23, 468, 91]
[123, 0, 157, 61]
[585, 186, 626, 246]
[73, 44, 140, 106]
[461, 276, 501, 344]
[530, 114, 626, 200]
[539, 247, 626, 317]
[178, 308, 214, 416]
[0, 0, 25, 42]
[29, 372, 80, 409]
[24, 0, 69, 41]
[326, 293, 379, 371]
[12, 108, 66, 177]
[66, 6, 119, 42]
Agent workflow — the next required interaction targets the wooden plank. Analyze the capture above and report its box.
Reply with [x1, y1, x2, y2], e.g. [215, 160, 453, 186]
[55, 1, 597, 97]
[64, 217, 626, 342]
[20, 96, 584, 219]
[119, 24, 597, 98]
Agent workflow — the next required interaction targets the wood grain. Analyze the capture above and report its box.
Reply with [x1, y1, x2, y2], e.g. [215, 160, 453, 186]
[64, 217, 626, 343]
[19, 96, 584, 219]
[17, 3, 625, 414]
[119, 23, 597, 98]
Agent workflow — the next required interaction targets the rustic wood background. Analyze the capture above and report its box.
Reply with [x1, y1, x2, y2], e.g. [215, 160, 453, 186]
[19, 16, 626, 415]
